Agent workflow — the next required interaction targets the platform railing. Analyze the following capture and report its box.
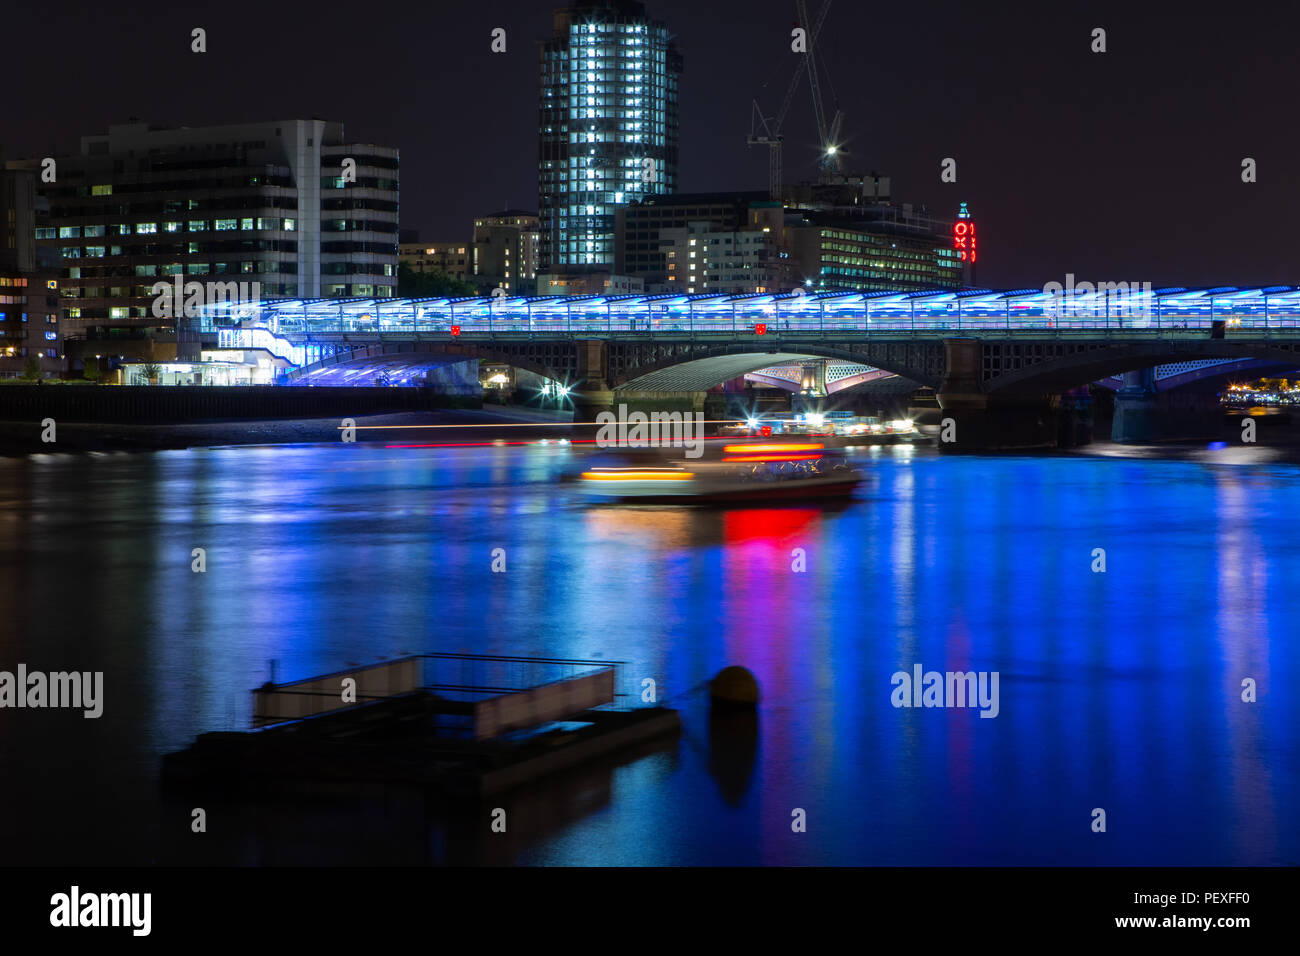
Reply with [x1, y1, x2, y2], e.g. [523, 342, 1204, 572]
[250, 653, 628, 736]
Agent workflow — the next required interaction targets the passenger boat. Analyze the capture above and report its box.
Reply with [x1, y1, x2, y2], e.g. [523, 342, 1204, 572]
[578, 442, 862, 503]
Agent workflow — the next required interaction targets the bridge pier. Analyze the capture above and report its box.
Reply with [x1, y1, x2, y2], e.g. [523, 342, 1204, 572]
[1057, 386, 1095, 447]
[572, 388, 616, 423]
[575, 389, 709, 424]
[1106, 370, 1232, 443]
[572, 339, 614, 422]
[934, 338, 1058, 450]
[935, 338, 987, 413]
[934, 395, 1061, 452]
[800, 360, 827, 396]
[1111, 368, 1159, 442]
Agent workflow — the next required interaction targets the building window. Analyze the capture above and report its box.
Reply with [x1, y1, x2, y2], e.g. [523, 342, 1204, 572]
[136, 223, 158, 234]
[215, 220, 237, 231]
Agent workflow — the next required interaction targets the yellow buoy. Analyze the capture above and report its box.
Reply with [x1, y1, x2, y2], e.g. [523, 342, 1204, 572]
[710, 666, 759, 709]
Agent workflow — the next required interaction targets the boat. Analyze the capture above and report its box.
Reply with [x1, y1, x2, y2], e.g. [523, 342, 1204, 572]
[721, 412, 923, 442]
[578, 442, 863, 503]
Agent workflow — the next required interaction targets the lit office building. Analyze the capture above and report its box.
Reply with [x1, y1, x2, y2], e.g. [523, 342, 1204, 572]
[472, 210, 539, 294]
[617, 188, 952, 294]
[0, 167, 63, 378]
[789, 206, 961, 292]
[7, 119, 398, 359]
[398, 240, 472, 280]
[616, 191, 767, 286]
[656, 204, 789, 294]
[539, 0, 682, 273]
[0, 272, 63, 378]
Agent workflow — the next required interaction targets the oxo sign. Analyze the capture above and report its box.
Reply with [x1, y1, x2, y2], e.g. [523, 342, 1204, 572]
[954, 220, 976, 263]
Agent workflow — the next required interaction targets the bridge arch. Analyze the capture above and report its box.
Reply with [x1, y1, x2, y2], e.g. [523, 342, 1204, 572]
[283, 341, 570, 386]
[1095, 357, 1299, 392]
[610, 343, 940, 391]
[985, 340, 1300, 394]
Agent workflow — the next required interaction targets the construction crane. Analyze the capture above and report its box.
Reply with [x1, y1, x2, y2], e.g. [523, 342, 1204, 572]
[748, 0, 845, 199]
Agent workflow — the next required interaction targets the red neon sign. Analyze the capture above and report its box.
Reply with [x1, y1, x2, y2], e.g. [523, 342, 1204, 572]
[953, 220, 977, 264]
[450, 325, 461, 336]
[755, 323, 767, 335]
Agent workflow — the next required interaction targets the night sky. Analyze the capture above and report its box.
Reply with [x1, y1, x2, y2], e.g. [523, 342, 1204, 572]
[5, 0, 1299, 288]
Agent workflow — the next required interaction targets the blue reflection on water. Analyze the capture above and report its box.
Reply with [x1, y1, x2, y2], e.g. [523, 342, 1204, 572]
[0, 443, 1296, 865]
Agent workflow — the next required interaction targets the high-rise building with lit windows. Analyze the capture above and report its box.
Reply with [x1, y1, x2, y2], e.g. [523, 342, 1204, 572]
[539, 0, 681, 273]
[7, 120, 398, 358]
[0, 167, 64, 378]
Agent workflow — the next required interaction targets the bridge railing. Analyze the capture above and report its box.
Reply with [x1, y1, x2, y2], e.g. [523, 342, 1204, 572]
[200, 304, 1300, 339]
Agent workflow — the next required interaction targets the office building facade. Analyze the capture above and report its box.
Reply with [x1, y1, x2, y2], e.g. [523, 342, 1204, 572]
[788, 206, 961, 292]
[616, 191, 767, 286]
[472, 210, 539, 293]
[616, 188, 955, 294]
[399, 240, 472, 280]
[0, 167, 63, 377]
[0, 272, 63, 378]
[539, 0, 681, 273]
[654, 204, 790, 294]
[9, 120, 398, 351]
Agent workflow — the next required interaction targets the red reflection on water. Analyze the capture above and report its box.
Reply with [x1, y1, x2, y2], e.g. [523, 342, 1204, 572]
[721, 507, 820, 545]
[720, 507, 824, 863]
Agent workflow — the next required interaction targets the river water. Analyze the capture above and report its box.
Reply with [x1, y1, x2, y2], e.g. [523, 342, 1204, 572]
[0, 441, 1296, 865]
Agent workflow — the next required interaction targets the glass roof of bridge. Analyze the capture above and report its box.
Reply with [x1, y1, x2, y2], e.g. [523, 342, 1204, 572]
[199, 285, 1300, 321]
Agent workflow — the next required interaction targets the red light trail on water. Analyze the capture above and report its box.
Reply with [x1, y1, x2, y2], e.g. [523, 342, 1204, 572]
[721, 454, 823, 463]
[384, 435, 768, 449]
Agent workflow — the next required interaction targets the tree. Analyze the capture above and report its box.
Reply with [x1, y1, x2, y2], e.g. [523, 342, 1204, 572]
[141, 362, 162, 384]
[396, 261, 478, 298]
[20, 358, 41, 382]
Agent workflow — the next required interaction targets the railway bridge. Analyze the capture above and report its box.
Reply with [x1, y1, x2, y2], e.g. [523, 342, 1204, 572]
[199, 287, 1300, 446]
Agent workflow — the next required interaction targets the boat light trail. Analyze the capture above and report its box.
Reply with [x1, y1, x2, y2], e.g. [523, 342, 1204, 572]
[345, 420, 745, 430]
[721, 443, 824, 454]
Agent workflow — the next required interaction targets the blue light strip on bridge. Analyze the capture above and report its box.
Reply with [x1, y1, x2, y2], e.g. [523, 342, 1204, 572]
[198, 285, 1300, 338]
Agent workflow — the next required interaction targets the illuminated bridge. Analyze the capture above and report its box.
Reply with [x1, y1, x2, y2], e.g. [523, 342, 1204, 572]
[198, 287, 1300, 441]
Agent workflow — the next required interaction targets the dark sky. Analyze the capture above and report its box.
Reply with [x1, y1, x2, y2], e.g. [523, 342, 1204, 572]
[5, 0, 1299, 288]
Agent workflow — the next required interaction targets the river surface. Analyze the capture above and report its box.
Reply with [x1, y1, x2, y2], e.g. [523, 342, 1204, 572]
[1, 441, 1296, 865]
